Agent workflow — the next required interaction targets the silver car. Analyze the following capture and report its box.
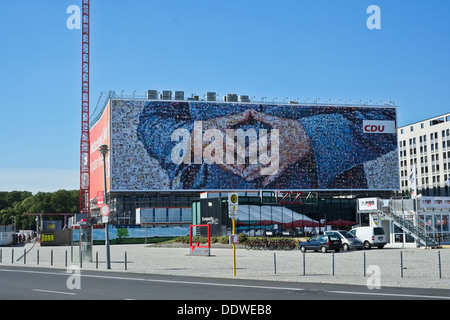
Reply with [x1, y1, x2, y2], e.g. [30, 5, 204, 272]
[324, 230, 363, 251]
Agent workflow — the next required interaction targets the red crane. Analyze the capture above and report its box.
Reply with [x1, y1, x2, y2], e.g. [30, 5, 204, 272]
[80, 0, 90, 216]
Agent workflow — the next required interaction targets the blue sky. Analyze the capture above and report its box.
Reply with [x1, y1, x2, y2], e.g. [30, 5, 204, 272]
[0, 0, 449, 193]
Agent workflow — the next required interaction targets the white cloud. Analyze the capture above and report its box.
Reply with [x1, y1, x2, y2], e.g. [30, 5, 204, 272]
[0, 168, 79, 193]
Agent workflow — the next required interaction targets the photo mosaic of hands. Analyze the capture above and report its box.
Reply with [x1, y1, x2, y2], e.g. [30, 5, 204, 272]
[110, 100, 399, 191]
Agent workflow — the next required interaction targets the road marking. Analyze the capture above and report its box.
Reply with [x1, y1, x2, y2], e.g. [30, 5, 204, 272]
[53, 272, 450, 299]
[82, 273, 305, 291]
[32, 289, 76, 296]
[2, 267, 449, 300]
[0, 267, 303, 291]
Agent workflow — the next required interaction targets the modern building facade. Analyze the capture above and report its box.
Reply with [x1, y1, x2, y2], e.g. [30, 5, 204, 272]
[395, 112, 450, 245]
[89, 90, 399, 231]
[398, 112, 450, 197]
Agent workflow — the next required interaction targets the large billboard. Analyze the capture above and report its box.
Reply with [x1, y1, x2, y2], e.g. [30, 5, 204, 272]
[108, 99, 399, 191]
[89, 101, 111, 201]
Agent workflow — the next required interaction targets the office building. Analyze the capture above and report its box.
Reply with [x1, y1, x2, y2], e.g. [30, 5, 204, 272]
[398, 112, 450, 197]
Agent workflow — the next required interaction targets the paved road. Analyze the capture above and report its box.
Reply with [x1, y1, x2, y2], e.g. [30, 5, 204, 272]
[0, 265, 449, 301]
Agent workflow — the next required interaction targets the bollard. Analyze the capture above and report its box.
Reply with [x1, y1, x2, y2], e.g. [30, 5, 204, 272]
[273, 252, 276, 274]
[125, 251, 127, 270]
[51, 249, 54, 266]
[363, 252, 366, 277]
[0, 248, 2, 263]
[332, 252, 335, 276]
[438, 251, 442, 279]
[302, 251, 306, 276]
[80, 251, 82, 269]
[96, 251, 98, 269]
[65, 250, 68, 267]
[37, 249, 39, 265]
[11, 249, 14, 264]
[24, 249, 26, 265]
[400, 251, 403, 278]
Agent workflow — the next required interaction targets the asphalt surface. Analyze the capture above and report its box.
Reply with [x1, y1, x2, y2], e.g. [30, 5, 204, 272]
[1, 242, 450, 300]
[0, 265, 449, 300]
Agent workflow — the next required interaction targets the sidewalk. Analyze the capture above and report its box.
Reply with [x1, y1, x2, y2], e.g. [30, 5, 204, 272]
[2, 242, 450, 290]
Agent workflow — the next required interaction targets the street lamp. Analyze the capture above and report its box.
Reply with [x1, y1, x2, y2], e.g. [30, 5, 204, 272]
[99, 144, 111, 269]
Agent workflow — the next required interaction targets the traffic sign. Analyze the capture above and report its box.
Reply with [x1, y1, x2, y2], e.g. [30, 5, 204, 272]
[101, 204, 110, 217]
[228, 193, 239, 218]
[228, 192, 239, 277]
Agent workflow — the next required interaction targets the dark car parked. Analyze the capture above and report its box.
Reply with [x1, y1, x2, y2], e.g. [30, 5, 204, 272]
[298, 234, 342, 253]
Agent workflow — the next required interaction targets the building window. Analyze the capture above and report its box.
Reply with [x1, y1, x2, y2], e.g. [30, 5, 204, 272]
[430, 117, 445, 126]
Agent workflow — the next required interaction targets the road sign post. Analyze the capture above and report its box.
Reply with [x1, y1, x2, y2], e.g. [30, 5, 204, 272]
[101, 204, 111, 269]
[228, 193, 238, 276]
[101, 204, 109, 223]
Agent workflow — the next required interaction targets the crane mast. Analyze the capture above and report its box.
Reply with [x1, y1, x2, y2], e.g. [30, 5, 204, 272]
[80, 0, 90, 215]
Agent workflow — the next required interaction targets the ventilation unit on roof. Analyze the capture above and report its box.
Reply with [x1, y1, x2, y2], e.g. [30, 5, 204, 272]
[224, 94, 238, 102]
[206, 92, 216, 101]
[187, 95, 199, 101]
[239, 95, 250, 102]
[175, 91, 184, 100]
[160, 90, 172, 100]
[146, 90, 158, 100]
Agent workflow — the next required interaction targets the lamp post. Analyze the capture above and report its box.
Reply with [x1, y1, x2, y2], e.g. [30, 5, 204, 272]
[99, 144, 111, 269]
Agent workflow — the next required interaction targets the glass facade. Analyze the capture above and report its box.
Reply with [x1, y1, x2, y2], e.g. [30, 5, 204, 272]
[417, 213, 450, 243]
[192, 196, 358, 237]
[91, 191, 200, 225]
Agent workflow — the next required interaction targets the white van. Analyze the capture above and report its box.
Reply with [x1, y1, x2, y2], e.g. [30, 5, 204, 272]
[349, 226, 386, 249]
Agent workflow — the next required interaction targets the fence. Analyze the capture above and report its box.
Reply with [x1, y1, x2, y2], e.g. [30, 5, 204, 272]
[0, 246, 129, 271]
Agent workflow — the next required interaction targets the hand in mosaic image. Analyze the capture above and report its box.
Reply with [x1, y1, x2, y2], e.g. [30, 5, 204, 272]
[132, 101, 399, 190]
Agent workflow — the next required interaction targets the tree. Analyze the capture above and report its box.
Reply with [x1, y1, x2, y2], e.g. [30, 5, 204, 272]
[116, 228, 129, 244]
[0, 190, 80, 230]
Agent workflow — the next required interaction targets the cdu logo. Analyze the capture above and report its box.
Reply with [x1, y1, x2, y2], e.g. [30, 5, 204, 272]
[363, 120, 396, 134]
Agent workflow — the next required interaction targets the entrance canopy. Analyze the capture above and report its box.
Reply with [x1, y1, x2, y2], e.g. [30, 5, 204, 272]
[236, 205, 320, 228]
